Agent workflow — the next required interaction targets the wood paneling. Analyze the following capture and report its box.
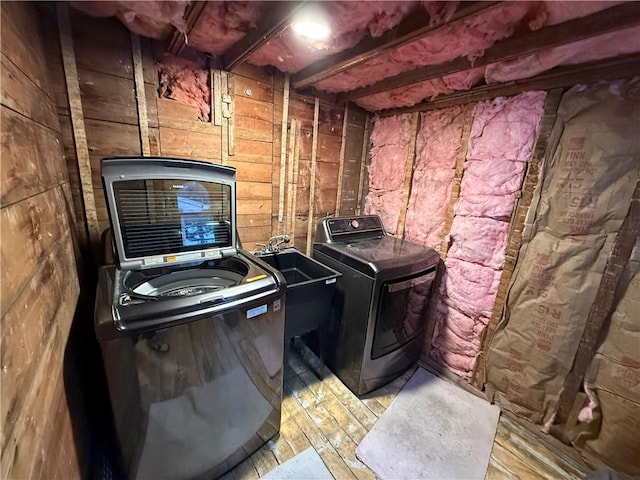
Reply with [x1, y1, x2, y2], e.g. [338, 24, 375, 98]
[233, 74, 274, 103]
[234, 137, 273, 164]
[237, 213, 272, 228]
[316, 132, 342, 163]
[0, 3, 54, 99]
[237, 181, 272, 200]
[1, 106, 67, 207]
[75, 68, 159, 127]
[339, 105, 367, 215]
[238, 225, 274, 245]
[69, 9, 134, 80]
[0, 152, 74, 316]
[235, 115, 273, 142]
[1, 236, 78, 455]
[1, 54, 59, 131]
[157, 97, 218, 133]
[235, 95, 274, 123]
[237, 199, 271, 216]
[159, 126, 222, 161]
[1, 3, 81, 479]
[227, 160, 273, 183]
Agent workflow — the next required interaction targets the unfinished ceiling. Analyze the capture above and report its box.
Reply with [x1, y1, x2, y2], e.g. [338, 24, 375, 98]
[69, 1, 640, 112]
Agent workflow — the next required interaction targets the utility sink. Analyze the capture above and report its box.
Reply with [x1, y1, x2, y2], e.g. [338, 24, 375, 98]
[255, 248, 341, 366]
[257, 248, 339, 286]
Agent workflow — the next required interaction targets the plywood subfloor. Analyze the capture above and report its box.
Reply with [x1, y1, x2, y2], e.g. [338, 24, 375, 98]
[221, 342, 590, 480]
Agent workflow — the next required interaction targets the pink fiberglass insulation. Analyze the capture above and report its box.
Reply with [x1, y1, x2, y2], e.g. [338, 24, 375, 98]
[316, 2, 539, 93]
[70, 1, 188, 39]
[364, 114, 413, 235]
[455, 92, 545, 218]
[405, 106, 465, 249]
[248, 2, 419, 73]
[447, 216, 509, 270]
[455, 193, 519, 219]
[439, 257, 501, 319]
[460, 158, 526, 196]
[454, 158, 525, 218]
[467, 91, 547, 162]
[432, 303, 483, 357]
[354, 78, 452, 112]
[435, 300, 487, 345]
[485, 26, 640, 84]
[431, 301, 485, 376]
[188, 2, 262, 56]
[431, 347, 477, 379]
[158, 55, 210, 120]
[364, 190, 404, 236]
[354, 68, 485, 112]
[422, 1, 459, 27]
[431, 91, 546, 379]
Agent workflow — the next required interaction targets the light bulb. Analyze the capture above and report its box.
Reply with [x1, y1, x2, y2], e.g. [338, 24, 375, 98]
[292, 20, 331, 42]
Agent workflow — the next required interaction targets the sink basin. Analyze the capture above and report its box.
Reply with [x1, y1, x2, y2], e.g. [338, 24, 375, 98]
[255, 248, 341, 346]
[257, 248, 338, 286]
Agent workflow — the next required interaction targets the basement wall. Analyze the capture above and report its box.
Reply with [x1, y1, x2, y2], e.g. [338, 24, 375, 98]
[1, 3, 82, 477]
[361, 80, 639, 473]
[41, 6, 368, 256]
[1, 3, 369, 475]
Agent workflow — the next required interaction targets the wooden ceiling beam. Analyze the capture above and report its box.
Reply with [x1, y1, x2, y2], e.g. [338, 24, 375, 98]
[223, 1, 308, 71]
[338, 2, 640, 103]
[379, 53, 640, 116]
[291, 1, 501, 90]
[167, 1, 209, 56]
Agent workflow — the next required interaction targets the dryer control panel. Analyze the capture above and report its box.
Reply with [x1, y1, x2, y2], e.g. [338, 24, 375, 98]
[326, 215, 384, 241]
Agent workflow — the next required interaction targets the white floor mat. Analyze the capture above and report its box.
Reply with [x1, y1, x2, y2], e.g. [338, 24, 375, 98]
[262, 447, 333, 480]
[357, 367, 500, 480]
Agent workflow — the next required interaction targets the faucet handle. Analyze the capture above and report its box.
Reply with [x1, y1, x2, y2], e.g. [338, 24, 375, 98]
[255, 243, 267, 254]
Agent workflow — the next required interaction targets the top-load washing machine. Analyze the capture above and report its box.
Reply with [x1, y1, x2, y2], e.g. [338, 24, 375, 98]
[95, 157, 286, 479]
[313, 215, 439, 395]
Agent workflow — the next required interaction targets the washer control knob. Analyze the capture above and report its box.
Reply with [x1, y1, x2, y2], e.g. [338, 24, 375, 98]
[350, 219, 360, 229]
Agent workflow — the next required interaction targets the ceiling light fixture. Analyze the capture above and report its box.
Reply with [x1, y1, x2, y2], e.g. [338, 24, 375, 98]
[292, 19, 331, 41]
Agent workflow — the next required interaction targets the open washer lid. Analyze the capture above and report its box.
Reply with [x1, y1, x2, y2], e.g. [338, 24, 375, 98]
[102, 157, 237, 271]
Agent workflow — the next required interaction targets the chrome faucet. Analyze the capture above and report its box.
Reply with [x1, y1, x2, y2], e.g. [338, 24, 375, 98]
[256, 234, 291, 254]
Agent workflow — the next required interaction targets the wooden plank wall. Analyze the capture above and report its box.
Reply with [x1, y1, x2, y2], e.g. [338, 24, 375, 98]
[156, 62, 277, 247]
[42, 5, 369, 253]
[274, 92, 355, 249]
[40, 6, 158, 253]
[0, 3, 81, 478]
[340, 107, 368, 216]
[229, 65, 274, 246]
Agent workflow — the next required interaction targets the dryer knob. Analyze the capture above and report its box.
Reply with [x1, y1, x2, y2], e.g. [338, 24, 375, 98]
[350, 219, 360, 229]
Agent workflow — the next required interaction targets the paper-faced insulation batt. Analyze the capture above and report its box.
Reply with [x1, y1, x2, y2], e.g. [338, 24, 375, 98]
[486, 79, 640, 426]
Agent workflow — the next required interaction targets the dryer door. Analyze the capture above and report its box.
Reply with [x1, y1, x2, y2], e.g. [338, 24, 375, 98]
[371, 266, 436, 360]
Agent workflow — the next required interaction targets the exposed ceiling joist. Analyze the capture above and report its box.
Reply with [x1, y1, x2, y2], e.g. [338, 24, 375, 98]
[379, 53, 640, 116]
[223, 1, 308, 71]
[291, 1, 501, 90]
[167, 1, 209, 56]
[337, 2, 640, 103]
